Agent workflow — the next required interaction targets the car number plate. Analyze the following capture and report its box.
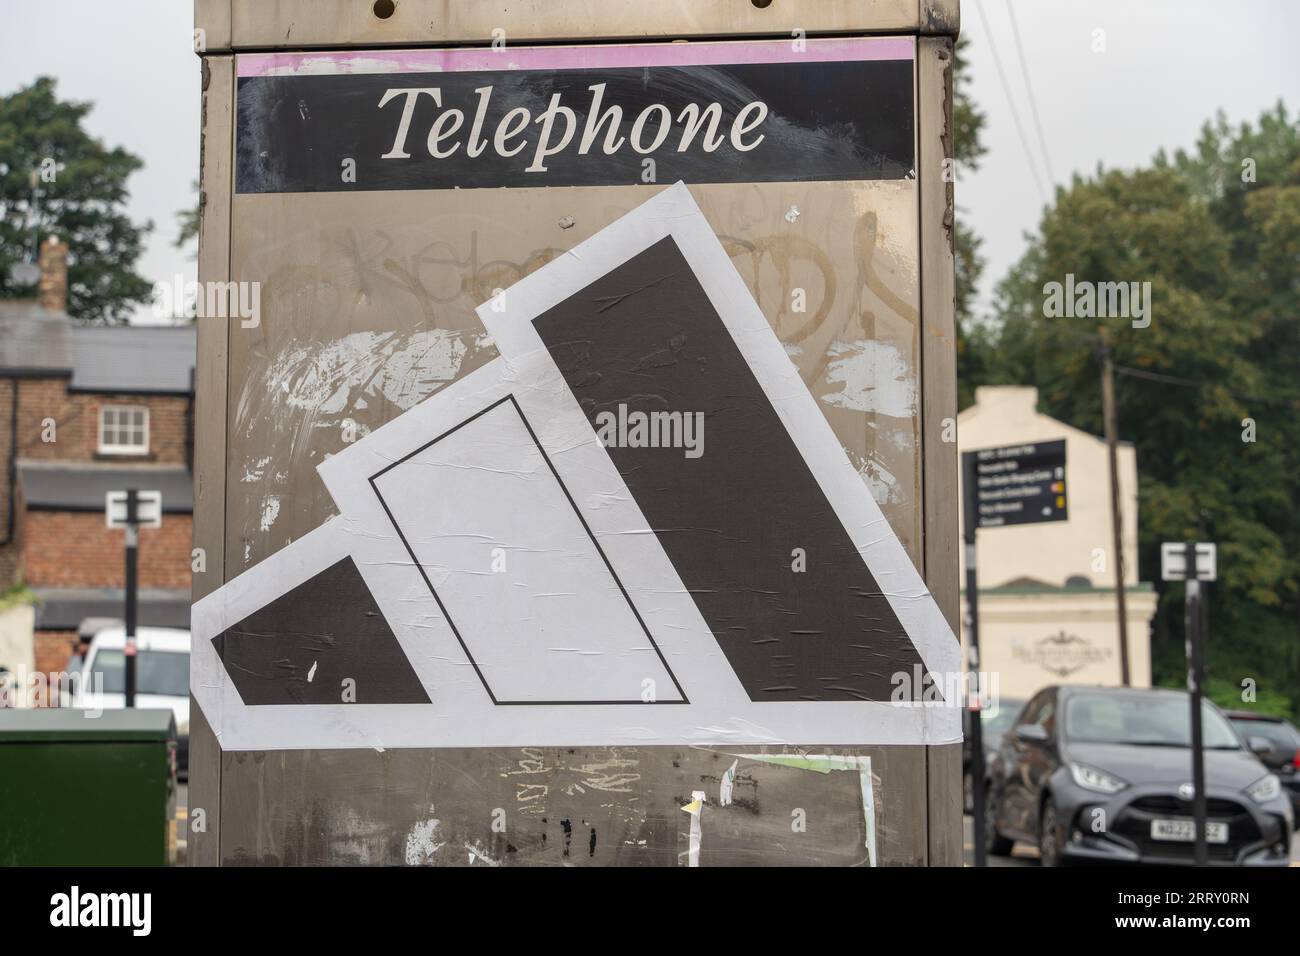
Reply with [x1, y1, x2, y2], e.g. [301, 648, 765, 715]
[1150, 819, 1228, 844]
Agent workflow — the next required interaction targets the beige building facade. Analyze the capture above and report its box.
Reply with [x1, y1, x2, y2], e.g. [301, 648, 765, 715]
[958, 386, 1155, 702]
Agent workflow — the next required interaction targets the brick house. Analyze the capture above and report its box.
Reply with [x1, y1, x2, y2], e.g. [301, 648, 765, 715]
[0, 237, 195, 676]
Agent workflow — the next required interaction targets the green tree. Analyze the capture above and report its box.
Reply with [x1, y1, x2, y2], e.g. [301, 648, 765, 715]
[1165, 104, 1300, 714]
[953, 35, 993, 410]
[175, 178, 199, 254]
[0, 77, 153, 323]
[983, 103, 1300, 717]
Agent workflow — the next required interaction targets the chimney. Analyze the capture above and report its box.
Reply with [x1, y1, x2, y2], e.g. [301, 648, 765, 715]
[38, 235, 69, 314]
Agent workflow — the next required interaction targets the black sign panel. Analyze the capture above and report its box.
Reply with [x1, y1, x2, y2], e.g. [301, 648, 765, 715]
[533, 235, 927, 702]
[234, 54, 914, 194]
[962, 440, 1068, 530]
[212, 556, 429, 705]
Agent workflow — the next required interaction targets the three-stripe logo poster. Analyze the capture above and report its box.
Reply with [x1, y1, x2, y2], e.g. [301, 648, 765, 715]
[191, 183, 960, 750]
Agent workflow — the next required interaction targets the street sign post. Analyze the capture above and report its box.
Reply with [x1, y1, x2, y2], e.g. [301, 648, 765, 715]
[105, 490, 161, 530]
[1161, 539, 1217, 866]
[105, 489, 161, 707]
[961, 439, 1068, 866]
[966, 439, 1068, 529]
[1160, 541, 1217, 582]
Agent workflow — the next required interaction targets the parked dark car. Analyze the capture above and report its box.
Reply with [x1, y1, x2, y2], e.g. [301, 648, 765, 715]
[1224, 710, 1300, 815]
[963, 697, 1025, 812]
[985, 686, 1295, 866]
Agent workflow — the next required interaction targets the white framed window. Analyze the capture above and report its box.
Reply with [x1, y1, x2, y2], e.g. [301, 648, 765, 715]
[98, 405, 150, 455]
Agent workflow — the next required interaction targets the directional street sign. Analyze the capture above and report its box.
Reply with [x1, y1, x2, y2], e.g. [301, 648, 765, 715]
[962, 439, 1068, 529]
[105, 488, 162, 709]
[1161, 542, 1217, 582]
[960, 437, 1068, 869]
[105, 490, 162, 529]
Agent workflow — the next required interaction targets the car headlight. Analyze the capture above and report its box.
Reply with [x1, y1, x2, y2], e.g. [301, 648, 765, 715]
[1246, 773, 1281, 804]
[1069, 762, 1128, 794]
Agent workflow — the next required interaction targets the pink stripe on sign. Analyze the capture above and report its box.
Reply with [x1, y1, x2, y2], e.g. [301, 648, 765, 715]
[237, 36, 914, 78]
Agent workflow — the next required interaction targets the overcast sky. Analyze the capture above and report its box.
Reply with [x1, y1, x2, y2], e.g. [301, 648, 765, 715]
[1, 0, 197, 322]
[960, 0, 1300, 317]
[1, 0, 1297, 324]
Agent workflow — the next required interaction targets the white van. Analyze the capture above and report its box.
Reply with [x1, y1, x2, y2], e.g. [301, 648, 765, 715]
[70, 626, 191, 776]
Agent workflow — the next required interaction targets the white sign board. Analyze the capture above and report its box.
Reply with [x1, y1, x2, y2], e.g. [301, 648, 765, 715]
[104, 490, 162, 529]
[1160, 542, 1217, 582]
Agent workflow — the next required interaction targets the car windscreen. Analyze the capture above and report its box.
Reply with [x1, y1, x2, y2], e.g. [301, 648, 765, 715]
[87, 649, 189, 697]
[1065, 694, 1240, 749]
[981, 702, 1023, 736]
[1230, 718, 1299, 750]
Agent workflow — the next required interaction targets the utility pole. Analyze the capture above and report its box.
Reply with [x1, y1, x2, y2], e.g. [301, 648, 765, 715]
[960, 439, 1069, 867]
[107, 488, 158, 707]
[123, 488, 139, 708]
[1099, 326, 1131, 686]
[961, 451, 987, 869]
[1161, 538, 1216, 864]
[1184, 540, 1208, 866]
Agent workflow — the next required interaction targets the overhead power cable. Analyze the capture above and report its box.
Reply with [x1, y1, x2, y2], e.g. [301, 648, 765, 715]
[1115, 364, 1297, 410]
[1006, 1, 1057, 187]
[973, 0, 1047, 203]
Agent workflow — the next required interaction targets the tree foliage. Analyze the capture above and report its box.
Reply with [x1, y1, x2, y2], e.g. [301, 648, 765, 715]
[0, 77, 153, 323]
[953, 36, 991, 410]
[975, 103, 1300, 716]
[175, 178, 199, 254]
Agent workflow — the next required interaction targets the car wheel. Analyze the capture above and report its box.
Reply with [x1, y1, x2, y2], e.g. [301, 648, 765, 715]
[984, 785, 1014, 857]
[1038, 797, 1064, 868]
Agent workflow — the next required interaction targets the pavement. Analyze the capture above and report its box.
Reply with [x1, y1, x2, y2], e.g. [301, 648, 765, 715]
[963, 814, 1300, 867]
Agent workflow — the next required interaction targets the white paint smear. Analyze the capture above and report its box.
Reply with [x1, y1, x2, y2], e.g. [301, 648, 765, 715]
[241, 456, 272, 483]
[404, 815, 445, 865]
[846, 447, 902, 507]
[259, 496, 281, 532]
[234, 328, 483, 522]
[260, 328, 468, 420]
[719, 759, 738, 807]
[821, 340, 916, 419]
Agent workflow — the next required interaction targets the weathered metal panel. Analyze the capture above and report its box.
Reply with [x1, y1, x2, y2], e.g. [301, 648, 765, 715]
[188, 52, 235, 868]
[196, 0, 932, 52]
[195, 26, 960, 865]
[918, 35, 963, 865]
[220, 745, 927, 866]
